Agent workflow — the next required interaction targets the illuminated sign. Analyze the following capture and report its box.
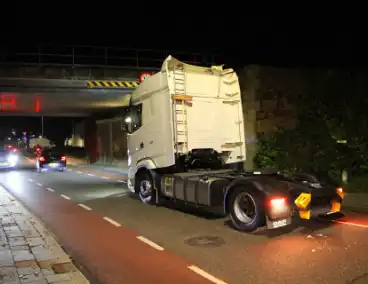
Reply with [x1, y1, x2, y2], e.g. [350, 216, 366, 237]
[1, 94, 16, 111]
[0, 94, 41, 112]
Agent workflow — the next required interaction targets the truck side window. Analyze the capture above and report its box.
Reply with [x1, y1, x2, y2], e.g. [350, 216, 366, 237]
[126, 103, 143, 134]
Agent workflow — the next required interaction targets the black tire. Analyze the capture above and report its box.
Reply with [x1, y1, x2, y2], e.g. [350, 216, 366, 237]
[136, 170, 156, 205]
[228, 186, 265, 232]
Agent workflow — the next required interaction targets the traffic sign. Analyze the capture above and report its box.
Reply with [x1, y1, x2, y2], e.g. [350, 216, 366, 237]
[139, 72, 152, 83]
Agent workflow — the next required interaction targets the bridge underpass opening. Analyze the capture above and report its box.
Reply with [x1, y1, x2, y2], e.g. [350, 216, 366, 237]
[0, 77, 135, 162]
[0, 116, 82, 149]
[0, 92, 132, 163]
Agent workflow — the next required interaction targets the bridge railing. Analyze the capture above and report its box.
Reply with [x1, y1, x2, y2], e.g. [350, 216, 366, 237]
[0, 44, 223, 70]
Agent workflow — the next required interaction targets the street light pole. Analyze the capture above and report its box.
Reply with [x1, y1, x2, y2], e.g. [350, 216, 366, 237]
[41, 116, 44, 137]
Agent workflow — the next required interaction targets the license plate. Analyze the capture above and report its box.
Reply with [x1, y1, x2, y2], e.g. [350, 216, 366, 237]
[0, 162, 7, 165]
[50, 163, 58, 167]
[266, 217, 291, 229]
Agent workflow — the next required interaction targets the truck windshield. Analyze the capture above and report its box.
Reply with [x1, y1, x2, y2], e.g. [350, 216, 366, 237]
[125, 104, 142, 134]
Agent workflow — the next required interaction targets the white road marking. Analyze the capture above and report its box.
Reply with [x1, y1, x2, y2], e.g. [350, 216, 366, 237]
[25, 157, 35, 163]
[87, 173, 94, 176]
[46, 188, 54, 192]
[28, 178, 34, 182]
[36, 182, 43, 186]
[103, 217, 121, 227]
[136, 236, 164, 251]
[117, 180, 127, 183]
[76, 171, 82, 174]
[101, 176, 109, 179]
[60, 194, 71, 200]
[188, 265, 227, 284]
[78, 204, 92, 211]
[333, 220, 368, 229]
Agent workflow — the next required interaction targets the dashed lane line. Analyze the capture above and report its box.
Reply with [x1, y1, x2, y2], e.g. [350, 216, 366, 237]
[117, 180, 127, 183]
[87, 173, 95, 176]
[28, 178, 34, 182]
[136, 236, 164, 251]
[76, 171, 82, 174]
[101, 176, 109, 179]
[188, 265, 227, 284]
[46, 188, 54, 192]
[36, 182, 43, 186]
[78, 204, 92, 211]
[60, 194, 71, 200]
[103, 216, 121, 227]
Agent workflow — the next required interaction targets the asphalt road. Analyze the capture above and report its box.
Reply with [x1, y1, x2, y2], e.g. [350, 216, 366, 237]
[1, 156, 368, 284]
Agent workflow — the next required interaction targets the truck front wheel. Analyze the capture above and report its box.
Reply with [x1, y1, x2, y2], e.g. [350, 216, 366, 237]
[136, 171, 156, 205]
[228, 186, 264, 232]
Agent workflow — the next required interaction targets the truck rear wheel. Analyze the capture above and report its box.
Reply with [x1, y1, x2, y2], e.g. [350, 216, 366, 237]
[136, 171, 156, 205]
[228, 186, 264, 232]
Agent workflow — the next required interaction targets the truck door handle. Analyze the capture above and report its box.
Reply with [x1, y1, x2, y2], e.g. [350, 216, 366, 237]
[149, 141, 153, 144]
[140, 142, 144, 149]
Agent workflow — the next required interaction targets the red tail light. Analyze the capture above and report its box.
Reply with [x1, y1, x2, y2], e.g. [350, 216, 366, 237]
[39, 156, 45, 162]
[61, 156, 66, 161]
[268, 196, 290, 220]
[12, 148, 17, 152]
[36, 148, 40, 152]
[336, 187, 344, 199]
[8, 145, 11, 148]
[270, 197, 286, 208]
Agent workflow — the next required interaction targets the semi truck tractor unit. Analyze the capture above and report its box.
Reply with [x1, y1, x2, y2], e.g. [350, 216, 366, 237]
[124, 56, 344, 232]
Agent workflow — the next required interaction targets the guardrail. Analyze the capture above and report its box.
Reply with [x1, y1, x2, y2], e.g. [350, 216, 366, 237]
[0, 44, 222, 70]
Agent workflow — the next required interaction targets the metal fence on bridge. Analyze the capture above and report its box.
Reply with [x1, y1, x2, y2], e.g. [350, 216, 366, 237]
[97, 118, 127, 164]
[0, 44, 222, 70]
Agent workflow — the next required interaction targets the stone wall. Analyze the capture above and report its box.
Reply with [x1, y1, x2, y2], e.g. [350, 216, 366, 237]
[239, 65, 304, 169]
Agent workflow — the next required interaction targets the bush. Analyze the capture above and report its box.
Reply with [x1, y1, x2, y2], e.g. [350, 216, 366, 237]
[345, 175, 368, 193]
[253, 123, 348, 182]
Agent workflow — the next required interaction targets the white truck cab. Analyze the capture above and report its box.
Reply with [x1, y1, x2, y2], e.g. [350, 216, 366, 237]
[125, 56, 245, 192]
[123, 56, 344, 233]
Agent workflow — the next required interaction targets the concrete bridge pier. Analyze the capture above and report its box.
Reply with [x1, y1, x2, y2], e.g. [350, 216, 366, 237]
[84, 118, 98, 163]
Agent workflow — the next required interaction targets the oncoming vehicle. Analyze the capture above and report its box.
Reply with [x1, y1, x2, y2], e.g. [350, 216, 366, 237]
[124, 56, 344, 233]
[37, 148, 67, 172]
[0, 149, 19, 169]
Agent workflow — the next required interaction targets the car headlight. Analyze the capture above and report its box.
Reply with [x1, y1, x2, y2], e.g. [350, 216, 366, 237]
[8, 154, 18, 164]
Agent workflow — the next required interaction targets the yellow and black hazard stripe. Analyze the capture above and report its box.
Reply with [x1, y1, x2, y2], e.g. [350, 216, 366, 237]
[87, 81, 139, 88]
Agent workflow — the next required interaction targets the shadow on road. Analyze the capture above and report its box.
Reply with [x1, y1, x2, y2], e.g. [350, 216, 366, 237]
[154, 199, 224, 220]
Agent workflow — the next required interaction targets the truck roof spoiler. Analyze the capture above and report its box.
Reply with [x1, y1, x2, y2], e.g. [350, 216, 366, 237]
[161, 55, 232, 75]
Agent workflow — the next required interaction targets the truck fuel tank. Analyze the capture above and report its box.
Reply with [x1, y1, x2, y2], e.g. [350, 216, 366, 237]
[160, 172, 232, 206]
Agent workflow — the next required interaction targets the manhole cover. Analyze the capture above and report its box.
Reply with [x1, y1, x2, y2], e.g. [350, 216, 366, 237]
[185, 236, 225, 247]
